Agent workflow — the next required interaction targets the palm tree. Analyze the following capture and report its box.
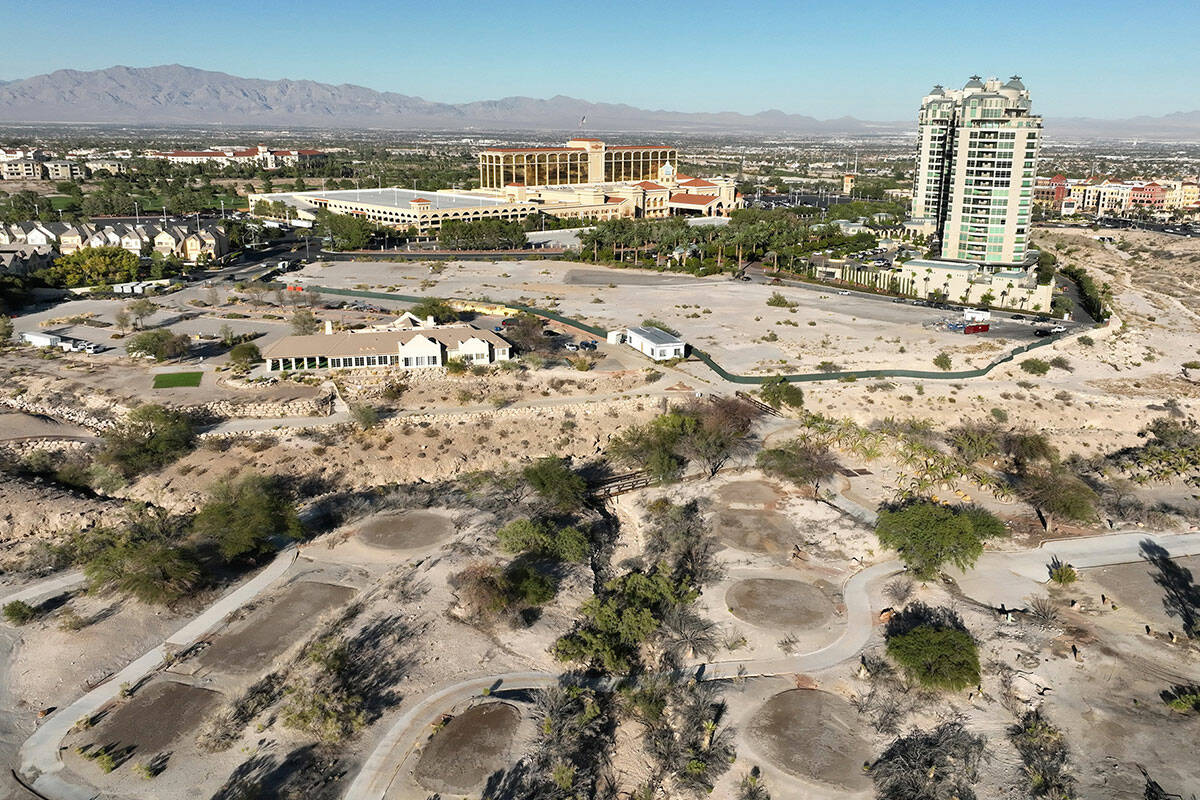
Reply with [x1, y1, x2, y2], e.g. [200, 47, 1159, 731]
[655, 606, 719, 667]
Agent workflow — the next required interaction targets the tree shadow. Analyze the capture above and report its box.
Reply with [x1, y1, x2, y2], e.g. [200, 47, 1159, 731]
[210, 744, 348, 800]
[1140, 540, 1200, 638]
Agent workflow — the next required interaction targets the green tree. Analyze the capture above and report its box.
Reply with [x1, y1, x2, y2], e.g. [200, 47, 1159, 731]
[523, 457, 587, 512]
[83, 538, 201, 605]
[408, 298, 458, 324]
[125, 329, 190, 361]
[496, 518, 589, 562]
[41, 246, 140, 288]
[1018, 468, 1097, 534]
[756, 439, 840, 491]
[290, 308, 320, 335]
[875, 501, 1006, 579]
[97, 404, 195, 478]
[127, 298, 157, 329]
[227, 342, 262, 370]
[885, 603, 980, 690]
[192, 473, 304, 561]
[0, 315, 12, 343]
[317, 210, 374, 250]
[758, 376, 803, 410]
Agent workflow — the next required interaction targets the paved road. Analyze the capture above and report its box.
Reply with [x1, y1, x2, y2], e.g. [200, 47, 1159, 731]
[344, 529, 1200, 800]
[17, 548, 299, 799]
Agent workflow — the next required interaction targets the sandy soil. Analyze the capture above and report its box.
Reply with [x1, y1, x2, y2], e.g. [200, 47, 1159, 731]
[745, 689, 873, 791]
[354, 509, 455, 551]
[726, 578, 837, 630]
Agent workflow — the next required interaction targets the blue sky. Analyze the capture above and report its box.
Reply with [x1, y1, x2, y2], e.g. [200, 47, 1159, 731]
[1, 0, 1197, 119]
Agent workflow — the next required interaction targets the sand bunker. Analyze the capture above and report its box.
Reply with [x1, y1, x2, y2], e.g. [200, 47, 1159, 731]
[716, 480, 783, 507]
[747, 690, 872, 790]
[356, 510, 454, 550]
[89, 681, 220, 754]
[715, 509, 797, 555]
[414, 702, 522, 794]
[198, 581, 356, 674]
[727, 578, 835, 630]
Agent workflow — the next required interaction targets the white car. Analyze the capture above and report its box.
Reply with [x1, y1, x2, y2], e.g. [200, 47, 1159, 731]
[1050, 325, 1066, 333]
[836, 289, 851, 295]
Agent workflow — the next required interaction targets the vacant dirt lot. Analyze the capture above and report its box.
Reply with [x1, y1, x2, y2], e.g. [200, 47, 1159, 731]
[197, 581, 356, 674]
[84, 681, 220, 757]
[356, 509, 455, 551]
[746, 689, 872, 792]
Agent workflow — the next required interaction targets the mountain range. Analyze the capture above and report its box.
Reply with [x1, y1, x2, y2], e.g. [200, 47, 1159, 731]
[0, 65, 1196, 141]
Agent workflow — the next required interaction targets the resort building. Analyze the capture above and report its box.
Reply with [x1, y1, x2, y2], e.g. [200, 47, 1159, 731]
[479, 139, 677, 189]
[261, 323, 512, 373]
[248, 148, 739, 235]
[910, 76, 1041, 266]
[614, 326, 688, 361]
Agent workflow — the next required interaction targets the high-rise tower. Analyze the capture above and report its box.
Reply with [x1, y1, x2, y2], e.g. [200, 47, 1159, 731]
[911, 76, 1041, 267]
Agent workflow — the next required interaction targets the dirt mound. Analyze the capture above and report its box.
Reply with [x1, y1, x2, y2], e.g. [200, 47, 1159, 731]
[747, 690, 872, 790]
[87, 681, 221, 755]
[727, 578, 835, 630]
[197, 581, 356, 674]
[414, 702, 521, 794]
[714, 508, 797, 555]
[356, 510, 454, 551]
[716, 480, 782, 507]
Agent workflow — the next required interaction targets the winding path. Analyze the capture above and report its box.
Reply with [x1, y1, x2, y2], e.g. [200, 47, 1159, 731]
[344, 530, 1200, 800]
[16, 547, 299, 800]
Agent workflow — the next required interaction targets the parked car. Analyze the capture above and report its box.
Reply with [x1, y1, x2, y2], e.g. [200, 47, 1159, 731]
[564, 343, 579, 352]
[579, 340, 598, 351]
[493, 326, 504, 333]
[836, 289, 851, 295]
[1050, 325, 1066, 333]
[542, 329, 559, 337]
[1034, 328, 1053, 337]
[1010, 314, 1026, 320]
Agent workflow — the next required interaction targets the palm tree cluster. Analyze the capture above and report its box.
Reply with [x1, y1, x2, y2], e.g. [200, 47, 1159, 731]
[631, 680, 737, 798]
[1105, 417, 1200, 486]
[575, 208, 882, 275]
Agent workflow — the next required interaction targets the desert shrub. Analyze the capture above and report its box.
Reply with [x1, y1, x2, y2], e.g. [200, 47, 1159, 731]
[1162, 685, 1200, 713]
[766, 291, 795, 308]
[97, 404, 195, 479]
[1020, 358, 1051, 376]
[1008, 709, 1077, 799]
[522, 457, 587, 512]
[1048, 558, 1077, 585]
[933, 352, 952, 371]
[871, 722, 986, 800]
[3, 600, 37, 625]
[444, 357, 468, 375]
[885, 603, 979, 690]
[350, 403, 379, 430]
[191, 473, 304, 561]
[756, 439, 840, 490]
[496, 518, 589, 562]
[1077, 335, 1094, 347]
[1048, 355, 1072, 372]
[125, 329, 190, 361]
[758, 376, 804, 409]
[875, 500, 1006, 579]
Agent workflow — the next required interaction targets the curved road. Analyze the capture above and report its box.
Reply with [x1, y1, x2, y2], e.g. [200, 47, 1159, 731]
[344, 530, 1200, 800]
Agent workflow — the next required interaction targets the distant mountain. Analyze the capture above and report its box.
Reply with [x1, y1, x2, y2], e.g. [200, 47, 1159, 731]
[0, 64, 1196, 140]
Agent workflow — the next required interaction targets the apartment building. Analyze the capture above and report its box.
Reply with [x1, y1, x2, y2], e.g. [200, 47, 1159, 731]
[1, 220, 228, 260]
[1, 160, 44, 180]
[147, 144, 325, 169]
[42, 161, 85, 181]
[911, 76, 1041, 266]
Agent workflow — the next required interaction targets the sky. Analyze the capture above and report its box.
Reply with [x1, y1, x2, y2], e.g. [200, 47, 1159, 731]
[1, 0, 1197, 120]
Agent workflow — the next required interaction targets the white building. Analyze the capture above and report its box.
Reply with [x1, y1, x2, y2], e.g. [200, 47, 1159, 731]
[911, 76, 1041, 267]
[261, 324, 513, 373]
[620, 326, 687, 361]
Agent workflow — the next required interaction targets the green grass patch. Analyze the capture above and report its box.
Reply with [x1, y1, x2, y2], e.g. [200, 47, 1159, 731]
[153, 371, 203, 389]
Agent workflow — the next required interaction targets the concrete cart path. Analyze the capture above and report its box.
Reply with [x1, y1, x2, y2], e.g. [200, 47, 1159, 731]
[344, 529, 1200, 800]
[0, 571, 86, 610]
[17, 547, 299, 798]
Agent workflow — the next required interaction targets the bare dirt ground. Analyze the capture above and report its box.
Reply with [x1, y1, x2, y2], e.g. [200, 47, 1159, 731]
[412, 701, 524, 794]
[78, 680, 221, 757]
[726, 578, 837, 630]
[195, 580, 357, 674]
[354, 509, 455, 551]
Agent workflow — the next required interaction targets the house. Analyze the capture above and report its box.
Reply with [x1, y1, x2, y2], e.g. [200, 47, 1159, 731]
[153, 226, 187, 256]
[0, 245, 54, 275]
[84, 159, 126, 175]
[261, 324, 513, 372]
[619, 326, 687, 361]
[59, 224, 96, 255]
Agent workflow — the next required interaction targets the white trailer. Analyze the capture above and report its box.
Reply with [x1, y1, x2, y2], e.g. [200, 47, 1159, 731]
[963, 308, 991, 323]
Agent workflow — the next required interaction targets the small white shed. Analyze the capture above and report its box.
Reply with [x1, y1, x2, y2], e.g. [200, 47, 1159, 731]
[624, 326, 687, 361]
[21, 331, 62, 348]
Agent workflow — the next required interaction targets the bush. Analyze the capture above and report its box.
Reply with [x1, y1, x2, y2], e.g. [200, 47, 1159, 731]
[408, 298, 459, 323]
[758, 376, 804, 409]
[192, 473, 304, 561]
[444, 358, 468, 375]
[885, 603, 980, 690]
[756, 439, 839, 490]
[766, 291, 794, 308]
[227, 342, 262, 370]
[523, 457, 587, 512]
[3, 600, 37, 625]
[98, 404, 195, 478]
[1048, 558, 1078, 585]
[871, 723, 986, 799]
[126, 329, 190, 362]
[933, 352, 952, 371]
[496, 518, 589, 562]
[875, 501, 1006, 579]
[350, 403, 379, 430]
[1048, 355, 1072, 372]
[1020, 358, 1050, 375]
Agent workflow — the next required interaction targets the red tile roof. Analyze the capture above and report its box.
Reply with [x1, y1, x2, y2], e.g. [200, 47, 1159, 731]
[605, 197, 627, 204]
[680, 178, 717, 188]
[411, 197, 431, 203]
[670, 193, 718, 205]
[634, 181, 667, 190]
